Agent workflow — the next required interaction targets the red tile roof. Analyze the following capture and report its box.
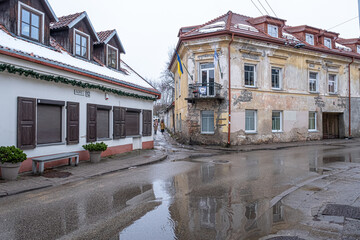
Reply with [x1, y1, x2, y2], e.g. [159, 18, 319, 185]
[50, 12, 84, 30]
[95, 30, 115, 44]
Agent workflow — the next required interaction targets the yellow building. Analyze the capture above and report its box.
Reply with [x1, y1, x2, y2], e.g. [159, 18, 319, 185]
[170, 11, 360, 146]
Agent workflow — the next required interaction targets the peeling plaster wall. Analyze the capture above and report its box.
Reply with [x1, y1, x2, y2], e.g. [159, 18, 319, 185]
[171, 35, 360, 145]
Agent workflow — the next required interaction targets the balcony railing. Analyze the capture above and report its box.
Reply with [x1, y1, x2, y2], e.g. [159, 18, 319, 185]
[186, 82, 223, 102]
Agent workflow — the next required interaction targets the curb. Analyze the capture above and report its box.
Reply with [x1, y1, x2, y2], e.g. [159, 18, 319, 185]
[0, 154, 168, 198]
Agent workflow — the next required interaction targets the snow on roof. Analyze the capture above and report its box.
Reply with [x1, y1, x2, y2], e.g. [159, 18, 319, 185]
[234, 23, 259, 32]
[0, 29, 155, 91]
[282, 32, 299, 42]
[335, 42, 352, 52]
[198, 21, 226, 33]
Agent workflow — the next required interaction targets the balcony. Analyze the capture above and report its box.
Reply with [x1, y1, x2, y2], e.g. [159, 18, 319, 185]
[185, 82, 224, 103]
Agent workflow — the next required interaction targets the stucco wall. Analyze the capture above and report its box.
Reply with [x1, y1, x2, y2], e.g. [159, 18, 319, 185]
[0, 55, 154, 159]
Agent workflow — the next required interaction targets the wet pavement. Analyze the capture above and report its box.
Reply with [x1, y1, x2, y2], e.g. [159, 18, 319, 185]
[0, 134, 360, 239]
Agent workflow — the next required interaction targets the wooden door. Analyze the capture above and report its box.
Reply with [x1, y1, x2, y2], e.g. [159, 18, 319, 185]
[323, 113, 339, 139]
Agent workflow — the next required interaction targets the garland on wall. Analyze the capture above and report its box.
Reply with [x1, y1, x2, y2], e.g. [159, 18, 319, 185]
[0, 64, 157, 101]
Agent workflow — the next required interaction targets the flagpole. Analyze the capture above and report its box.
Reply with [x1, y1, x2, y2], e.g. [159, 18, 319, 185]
[182, 63, 193, 81]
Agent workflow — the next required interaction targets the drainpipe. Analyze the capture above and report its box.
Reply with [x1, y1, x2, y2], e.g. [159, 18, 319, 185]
[348, 57, 354, 138]
[227, 33, 234, 146]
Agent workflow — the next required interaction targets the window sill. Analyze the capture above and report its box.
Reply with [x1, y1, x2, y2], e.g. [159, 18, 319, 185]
[37, 142, 66, 147]
[244, 86, 257, 89]
[308, 130, 318, 132]
[201, 132, 215, 135]
[271, 88, 284, 91]
[97, 138, 112, 141]
[328, 93, 338, 96]
[308, 91, 319, 95]
[272, 131, 283, 133]
[245, 131, 257, 135]
[127, 135, 142, 138]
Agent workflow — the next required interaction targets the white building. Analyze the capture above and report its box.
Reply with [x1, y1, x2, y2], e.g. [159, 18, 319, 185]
[0, 0, 160, 173]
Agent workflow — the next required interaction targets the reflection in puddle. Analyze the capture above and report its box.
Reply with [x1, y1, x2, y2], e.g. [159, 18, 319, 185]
[119, 181, 176, 240]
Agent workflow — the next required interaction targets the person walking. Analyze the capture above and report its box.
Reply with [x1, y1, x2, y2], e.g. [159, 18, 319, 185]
[153, 119, 158, 135]
[160, 119, 165, 134]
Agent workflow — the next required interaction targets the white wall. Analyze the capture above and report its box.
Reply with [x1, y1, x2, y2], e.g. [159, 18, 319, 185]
[0, 55, 154, 157]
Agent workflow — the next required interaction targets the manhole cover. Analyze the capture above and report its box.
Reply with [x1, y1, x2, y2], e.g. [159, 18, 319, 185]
[212, 160, 229, 164]
[43, 170, 72, 178]
[267, 237, 305, 240]
[322, 204, 360, 220]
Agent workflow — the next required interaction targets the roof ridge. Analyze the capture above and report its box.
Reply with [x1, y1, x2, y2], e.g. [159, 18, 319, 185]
[181, 11, 231, 37]
[225, 11, 233, 30]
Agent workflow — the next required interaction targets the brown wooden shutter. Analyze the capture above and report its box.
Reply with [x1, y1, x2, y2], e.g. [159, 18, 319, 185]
[120, 107, 126, 138]
[17, 97, 36, 149]
[113, 107, 121, 139]
[142, 110, 152, 136]
[87, 104, 97, 142]
[67, 102, 79, 144]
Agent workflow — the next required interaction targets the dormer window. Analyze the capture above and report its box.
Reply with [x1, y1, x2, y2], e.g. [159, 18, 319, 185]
[74, 30, 89, 59]
[107, 45, 118, 69]
[357, 45, 360, 54]
[268, 24, 278, 38]
[18, 2, 44, 42]
[324, 38, 332, 48]
[305, 33, 314, 45]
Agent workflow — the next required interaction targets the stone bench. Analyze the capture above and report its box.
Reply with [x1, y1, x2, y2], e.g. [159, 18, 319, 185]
[32, 152, 79, 174]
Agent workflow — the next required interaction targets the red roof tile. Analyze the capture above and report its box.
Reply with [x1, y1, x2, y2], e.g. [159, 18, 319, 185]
[50, 12, 84, 30]
[95, 30, 115, 44]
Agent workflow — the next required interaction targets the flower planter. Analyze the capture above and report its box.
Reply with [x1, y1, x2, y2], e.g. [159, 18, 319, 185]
[89, 151, 102, 163]
[0, 162, 22, 180]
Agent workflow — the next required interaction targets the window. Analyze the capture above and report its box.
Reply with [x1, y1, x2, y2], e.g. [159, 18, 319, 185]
[272, 111, 282, 132]
[271, 67, 281, 89]
[328, 74, 337, 94]
[245, 110, 257, 133]
[125, 109, 140, 136]
[244, 64, 256, 87]
[107, 45, 118, 69]
[324, 38, 332, 48]
[97, 108, 110, 139]
[357, 45, 360, 54]
[309, 72, 318, 92]
[309, 112, 317, 131]
[37, 102, 63, 144]
[201, 111, 214, 134]
[178, 76, 181, 97]
[75, 30, 89, 59]
[200, 63, 215, 96]
[268, 24, 278, 38]
[199, 197, 216, 228]
[305, 33, 314, 45]
[19, 4, 43, 41]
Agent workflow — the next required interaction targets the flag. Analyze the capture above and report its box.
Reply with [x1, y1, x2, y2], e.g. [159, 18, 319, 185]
[176, 51, 183, 77]
[214, 49, 219, 68]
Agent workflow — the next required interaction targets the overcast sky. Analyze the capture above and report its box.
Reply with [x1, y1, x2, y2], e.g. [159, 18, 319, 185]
[48, 0, 359, 82]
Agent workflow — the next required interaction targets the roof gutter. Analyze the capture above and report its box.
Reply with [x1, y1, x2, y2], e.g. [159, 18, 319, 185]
[348, 57, 354, 138]
[227, 33, 234, 146]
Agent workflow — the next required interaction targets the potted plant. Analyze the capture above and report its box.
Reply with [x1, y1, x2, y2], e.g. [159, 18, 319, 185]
[0, 146, 27, 180]
[82, 142, 108, 163]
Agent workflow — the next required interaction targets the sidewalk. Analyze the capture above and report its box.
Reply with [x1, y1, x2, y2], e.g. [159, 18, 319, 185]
[0, 149, 167, 198]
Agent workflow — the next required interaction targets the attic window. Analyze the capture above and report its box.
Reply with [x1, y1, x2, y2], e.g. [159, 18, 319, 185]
[305, 33, 314, 45]
[357, 45, 360, 54]
[74, 30, 89, 59]
[107, 45, 118, 69]
[324, 38, 332, 49]
[267, 24, 278, 38]
[19, 3, 44, 42]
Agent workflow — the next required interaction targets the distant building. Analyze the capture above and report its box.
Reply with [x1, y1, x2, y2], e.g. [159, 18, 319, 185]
[170, 11, 360, 145]
[0, 0, 160, 173]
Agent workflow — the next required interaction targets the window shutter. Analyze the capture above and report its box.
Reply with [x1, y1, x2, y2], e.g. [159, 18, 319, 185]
[17, 97, 36, 149]
[87, 104, 97, 142]
[142, 110, 152, 136]
[120, 107, 126, 138]
[67, 102, 79, 144]
[113, 106, 126, 139]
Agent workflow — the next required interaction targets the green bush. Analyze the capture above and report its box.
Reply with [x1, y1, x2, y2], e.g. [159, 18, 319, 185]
[0, 146, 27, 164]
[82, 142, 108, 152]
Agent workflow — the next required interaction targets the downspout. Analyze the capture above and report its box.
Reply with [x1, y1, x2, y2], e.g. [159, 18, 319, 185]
[348, 57, 354, 138]
[227, 33, 234, 146]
